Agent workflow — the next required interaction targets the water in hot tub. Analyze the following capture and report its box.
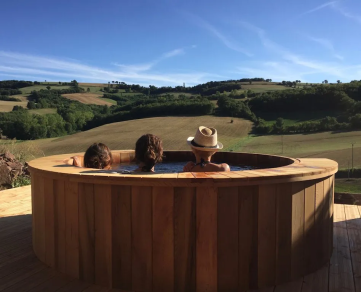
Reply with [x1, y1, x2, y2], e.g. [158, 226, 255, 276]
[112, 162, 255, 173]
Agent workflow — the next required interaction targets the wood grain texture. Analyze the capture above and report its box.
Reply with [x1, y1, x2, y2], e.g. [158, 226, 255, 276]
[94, 184, 112, 287]
[44, 178, 55, 268]
[152, 187, 174, 292]
[131, 186, 153, 292]
[323, 177, 332, 264]
[315, 179, 325, 266]
[79, 183, 95, 282]
[258, 184, 277, 288]
[54, 180, 66, 273]
[111, 185, 132, 290]
[304, 181, 316, 272]
[276, 183, 292, 284]
[291, 182, 305, 280]
[33, 175, 45, 262]
[238, 185, 258, 291]
[174, 187, 196, 292]
[217, 187, 238, 292]
[65, 181, 79, 279]
[196, 187, 218, 292]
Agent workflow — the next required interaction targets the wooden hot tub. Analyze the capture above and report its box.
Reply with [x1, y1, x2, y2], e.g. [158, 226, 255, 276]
[28, 151, 338, 292]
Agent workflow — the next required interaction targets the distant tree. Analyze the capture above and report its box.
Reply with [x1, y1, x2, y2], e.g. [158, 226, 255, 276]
[27, 101, 36, 109]
[112, 81, 115, 84]
[87, 88, 90, 92]
[324, 80, 329, 84]
[59, 81, 61, 85]
[115, 81, 119, 84]
[273, 117, 285, 133]
[337, 80, 341, 84]
[249, 81, 253, 85]
[46, 86, 51, 90]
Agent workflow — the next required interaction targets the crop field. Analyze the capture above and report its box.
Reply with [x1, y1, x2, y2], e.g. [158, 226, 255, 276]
[62, 93, 114, 106]
[0, 101, 28, 112]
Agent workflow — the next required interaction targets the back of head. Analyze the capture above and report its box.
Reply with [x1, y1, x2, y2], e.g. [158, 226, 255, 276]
[135, 134, 163, 172]
[84, 143, 113, 169]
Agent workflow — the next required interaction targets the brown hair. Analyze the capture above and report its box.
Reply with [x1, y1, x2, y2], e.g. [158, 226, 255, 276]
[84, 143, 113, 169]
[135, 134, 163, 172]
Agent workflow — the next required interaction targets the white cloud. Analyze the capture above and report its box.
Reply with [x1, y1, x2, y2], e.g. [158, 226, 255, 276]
[331, 2, 361, 24]
[236, 21, 361, 82]
[304, 35, 344, 60]
[0, 50, 218, 86]
[183, 12, 253, 57]
[300, 1, 339, 16]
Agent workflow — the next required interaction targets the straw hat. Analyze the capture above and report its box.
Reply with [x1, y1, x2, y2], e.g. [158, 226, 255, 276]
[187, 126, 223, 151]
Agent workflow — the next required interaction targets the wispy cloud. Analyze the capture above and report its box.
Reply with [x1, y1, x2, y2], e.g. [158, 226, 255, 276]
[183, 12, 253, 57]
[331, 2, 361, 24]
[305, 35, 344, 60]
[300, 1, 338, 16]
[235, 21, 360, 81]
[0, 50, 218, 86]
[113, 47, 186, 73]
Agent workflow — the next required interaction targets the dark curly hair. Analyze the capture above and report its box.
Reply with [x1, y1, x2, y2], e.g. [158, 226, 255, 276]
[84, 143, 113, 169]
[135, 134, 163, 172]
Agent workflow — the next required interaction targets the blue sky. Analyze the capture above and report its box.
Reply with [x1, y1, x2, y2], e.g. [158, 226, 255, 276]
[0, 0, 361, 86]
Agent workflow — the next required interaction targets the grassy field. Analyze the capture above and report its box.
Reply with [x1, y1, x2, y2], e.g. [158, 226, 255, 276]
[0, 101, 28, 112]
[235, 131, 361, 169]
[335, 179, 361, 194]
[28, 108, 57, 115]
[20, 85, 70, 94]
[62, 93, 114, 106]
[12, 116, 252, 156]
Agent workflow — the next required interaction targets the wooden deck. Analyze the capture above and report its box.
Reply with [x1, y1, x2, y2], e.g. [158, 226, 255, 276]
[0, 185, 358, 292]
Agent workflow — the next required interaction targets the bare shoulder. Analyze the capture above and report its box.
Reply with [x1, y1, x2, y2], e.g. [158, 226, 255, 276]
[220, 163, 230, 172]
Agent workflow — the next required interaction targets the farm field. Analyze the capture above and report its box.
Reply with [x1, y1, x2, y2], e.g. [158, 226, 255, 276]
[0, 100, 28, 112]
[235, 130, 361, 169]
[20, 85, 70, 94]
[14, 116, 253, 156]
[62, 93, 114, 106]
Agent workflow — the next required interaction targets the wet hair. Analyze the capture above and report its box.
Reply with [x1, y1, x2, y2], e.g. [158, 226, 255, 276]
[135, 134, 163, 172]
[84, 143, 113, 169]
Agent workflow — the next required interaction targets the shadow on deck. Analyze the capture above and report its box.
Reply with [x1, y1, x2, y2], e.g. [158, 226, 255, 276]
[0, 186, 359, 292]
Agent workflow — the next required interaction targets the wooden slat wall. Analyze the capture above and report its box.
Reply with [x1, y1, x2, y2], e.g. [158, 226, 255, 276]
[258, 184, 277, 288]
[131, 186, 153, 292]
[31, 176, 334, 291]
[217, 187, 238, 291]
[111, 185, 132, 290]
[174, 187, 196, 292]
[79, 183, 95, 282]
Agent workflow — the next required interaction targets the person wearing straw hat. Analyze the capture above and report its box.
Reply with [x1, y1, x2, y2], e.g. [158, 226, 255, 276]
[183, 126, 230, 172]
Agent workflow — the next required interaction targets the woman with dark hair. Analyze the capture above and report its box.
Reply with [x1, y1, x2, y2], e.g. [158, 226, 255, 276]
[64, 143, 113, 170]
[84, 143, 113, 170]
[135, 134, 163, 172]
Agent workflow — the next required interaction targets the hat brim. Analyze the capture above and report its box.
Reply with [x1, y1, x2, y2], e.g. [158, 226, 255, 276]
[187, 137, 223, 151]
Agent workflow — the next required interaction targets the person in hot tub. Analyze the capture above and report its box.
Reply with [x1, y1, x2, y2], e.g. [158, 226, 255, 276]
[64, 143, 113, 170]
[134, 134, 163, 172]
[183, 126, 230, 172]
